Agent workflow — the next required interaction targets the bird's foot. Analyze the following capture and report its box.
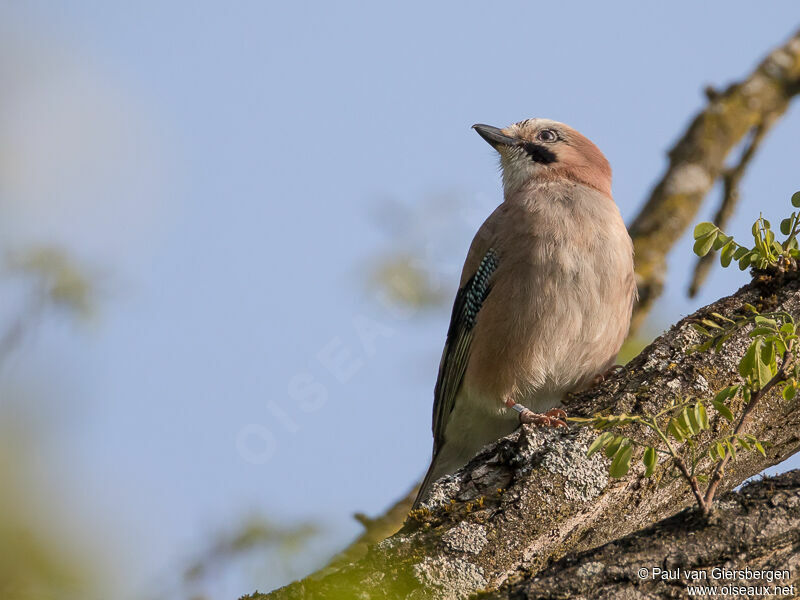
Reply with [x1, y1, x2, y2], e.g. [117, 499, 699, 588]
[517, 406, 568, 428]
[592, 364, 625, 386]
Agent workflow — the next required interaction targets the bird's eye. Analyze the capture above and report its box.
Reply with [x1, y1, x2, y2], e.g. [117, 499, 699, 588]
[536, 129, 557, 142]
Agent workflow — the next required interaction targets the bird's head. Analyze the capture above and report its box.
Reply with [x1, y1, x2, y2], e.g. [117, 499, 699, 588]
[473, 118, 612, 197]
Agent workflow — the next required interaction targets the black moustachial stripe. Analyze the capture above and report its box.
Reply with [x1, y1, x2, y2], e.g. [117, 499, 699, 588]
[522, 142, 557, 164]
[462, 248, 499, 328]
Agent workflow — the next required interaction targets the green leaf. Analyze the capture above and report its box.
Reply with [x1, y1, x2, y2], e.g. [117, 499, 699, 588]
[709, 444, 719, 461]
[737, 436, 752, 450]
[679, 408, 696, 436]
[693, 234, 717, 257]
[693, 222, 718, 239]
[687, 405, 701, 434]
[691, 339, 714, 353]
[754, 440, 766, 457]
[713, 233, 732, 251]
[714, 385, 739, 403]
[781, 218, 792, 236]
[710, 312, 734, 323]
[691, 323, 711, 336]
[782, 384, 796, 401]
[733, 246, 749, 260]
[720, 242, 736, 267]
[726, 438, 737, 460]
[696, 402, 709, 430]
[643, 446, 657, 477]
[739, 341, 757, 379]
[739, 252, 753, 270]
[792, 191, 800, 208]
[605, 436, 624, 458]
[754, 315, 778, 327]
[609, 443, 633, 478]
[593, 417, 611, 430]
[781, 322, 795, 335]
[668, 419, 686, 442]
[587, 432, 614, 457]
[757, 340, 776, 387]
[712, 399, 734, 422]
[750, 327, 775, 337]
[716, 441, 727, 461]
[701, 319, 722, 329]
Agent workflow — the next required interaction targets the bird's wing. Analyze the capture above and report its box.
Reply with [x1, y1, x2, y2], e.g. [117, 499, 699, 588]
[430, 247, 499, 456]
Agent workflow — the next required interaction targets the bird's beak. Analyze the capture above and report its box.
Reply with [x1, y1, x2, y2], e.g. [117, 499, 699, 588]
[472, 124, 520, 149]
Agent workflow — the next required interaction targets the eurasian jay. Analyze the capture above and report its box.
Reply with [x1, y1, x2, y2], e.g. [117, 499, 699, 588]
[413, 119, 635, 508]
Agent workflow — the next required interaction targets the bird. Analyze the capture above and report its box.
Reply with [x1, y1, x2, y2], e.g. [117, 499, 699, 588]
[413, 118, 635, 508]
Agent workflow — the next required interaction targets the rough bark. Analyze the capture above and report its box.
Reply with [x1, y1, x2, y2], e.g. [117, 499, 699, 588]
[628, 28, 800, 332]
[479, 469, 800, 600]
[244, 271, 800, 600]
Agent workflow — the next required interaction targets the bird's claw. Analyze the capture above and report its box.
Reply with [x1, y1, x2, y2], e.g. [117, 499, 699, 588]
[519, 407, 568, 428]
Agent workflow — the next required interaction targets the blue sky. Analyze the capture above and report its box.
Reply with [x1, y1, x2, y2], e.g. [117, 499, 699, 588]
[2, 2, 800, 598]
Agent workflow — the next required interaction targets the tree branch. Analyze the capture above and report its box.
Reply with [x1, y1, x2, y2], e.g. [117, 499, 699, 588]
[246, 272, 800, 599]
[479, 469, 800, 600]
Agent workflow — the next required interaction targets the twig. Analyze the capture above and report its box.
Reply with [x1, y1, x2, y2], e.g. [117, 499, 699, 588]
[649, 416, 709, 512]
[688, 118, 774, 298]
[674, 455, 709, 514]
[702, 348, 794, 512]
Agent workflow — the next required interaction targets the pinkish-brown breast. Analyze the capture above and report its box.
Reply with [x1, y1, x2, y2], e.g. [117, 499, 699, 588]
[460, 180, 634, 412]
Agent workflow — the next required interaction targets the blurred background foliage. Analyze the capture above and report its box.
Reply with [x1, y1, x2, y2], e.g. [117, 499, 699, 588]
[0, 249, 325, 597]
[0, 248, 96, 599]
